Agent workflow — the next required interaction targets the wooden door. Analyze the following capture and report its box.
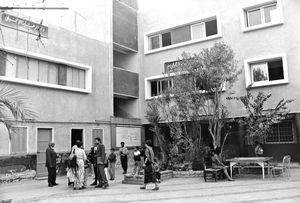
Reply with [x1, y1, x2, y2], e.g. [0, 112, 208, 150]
[36, 128, 52, 177]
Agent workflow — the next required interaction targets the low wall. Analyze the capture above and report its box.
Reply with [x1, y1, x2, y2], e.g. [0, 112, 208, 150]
[0, 155, 36, 174]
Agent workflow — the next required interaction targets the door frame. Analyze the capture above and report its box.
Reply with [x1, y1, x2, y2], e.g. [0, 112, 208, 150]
[70, 127, 85, 149]
[36, 127, 54, 153]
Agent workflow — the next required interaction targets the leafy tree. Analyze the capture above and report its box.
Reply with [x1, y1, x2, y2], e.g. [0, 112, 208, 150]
[146, 42, 240, 165]
[0, 82, 36, 135]
[228, 86, 293, 145]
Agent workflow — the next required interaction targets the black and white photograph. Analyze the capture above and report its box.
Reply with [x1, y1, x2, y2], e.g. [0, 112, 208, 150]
[0, 0, 299, 202]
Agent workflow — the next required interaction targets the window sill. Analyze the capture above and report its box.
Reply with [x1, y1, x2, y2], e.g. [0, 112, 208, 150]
[0, 76, 91, 93]
[265, 141, 296, 144]
[250, 79, 288, 88]
[145, 34, 222, 55]
[242, 21, 283, 33]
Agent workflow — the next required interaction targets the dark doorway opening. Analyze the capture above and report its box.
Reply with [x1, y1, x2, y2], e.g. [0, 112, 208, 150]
[71, 129, 83, 148]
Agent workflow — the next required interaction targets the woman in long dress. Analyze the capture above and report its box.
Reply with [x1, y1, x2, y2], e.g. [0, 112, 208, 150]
[67, 145, 78, 187]
[140, 140, 159, 191]
[74, 142, 87, 190]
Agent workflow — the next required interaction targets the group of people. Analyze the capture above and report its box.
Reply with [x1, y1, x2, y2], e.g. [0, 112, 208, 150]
[45, 139, 160, 191]
[66, 137, 110, 190]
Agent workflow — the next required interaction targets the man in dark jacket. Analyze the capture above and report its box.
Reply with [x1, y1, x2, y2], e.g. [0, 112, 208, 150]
[95, 137, 109, 189]
[45, 142, 58, 187]
[87, 146, 98, 185]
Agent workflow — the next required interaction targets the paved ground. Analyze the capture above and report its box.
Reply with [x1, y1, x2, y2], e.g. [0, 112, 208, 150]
[1, 168, 300, 203]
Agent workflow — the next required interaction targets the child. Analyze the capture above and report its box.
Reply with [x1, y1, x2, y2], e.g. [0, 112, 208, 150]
[153, 158, 161, 183]
[108, 148, 116, 180]
[132, 146, 142, 176]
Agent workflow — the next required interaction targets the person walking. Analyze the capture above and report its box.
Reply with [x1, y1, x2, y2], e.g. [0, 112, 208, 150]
[108, 148, 116, 180]
[45, 142, 58, 187]
[95, 137, 109, 189]
[140, 140, 159, 191]
[74, 142, 87, 190]
[119, 142, 129, 174]
[132, 146, 142, 176]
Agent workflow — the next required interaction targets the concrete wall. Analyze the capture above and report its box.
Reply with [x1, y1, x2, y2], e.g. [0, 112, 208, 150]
[138, 0, 300, 123]
[0, 1, 114, 156]
[0, 15, 113, 123]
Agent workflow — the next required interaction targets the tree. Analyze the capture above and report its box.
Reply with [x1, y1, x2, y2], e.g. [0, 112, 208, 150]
[0, 82, 36, 135]
[146, 42, 240, 165]
[228, 86, 293, 145]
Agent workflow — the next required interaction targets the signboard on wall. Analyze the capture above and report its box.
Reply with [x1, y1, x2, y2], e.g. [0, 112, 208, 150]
[0, 13, 48, 38]
[116, 126, 141, 147]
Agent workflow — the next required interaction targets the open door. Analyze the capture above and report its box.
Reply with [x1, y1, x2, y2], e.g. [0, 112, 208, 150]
[71, 129, 83, 148]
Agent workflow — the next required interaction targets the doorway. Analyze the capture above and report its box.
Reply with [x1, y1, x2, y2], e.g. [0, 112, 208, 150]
[36, 128, 52, 177]
[71, 129, 83, 148]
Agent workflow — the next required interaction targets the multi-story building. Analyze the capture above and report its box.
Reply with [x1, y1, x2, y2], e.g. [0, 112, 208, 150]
[139, 0, 300, 162]
[0, 0, 299, 177]
[0, 0, 143, 177]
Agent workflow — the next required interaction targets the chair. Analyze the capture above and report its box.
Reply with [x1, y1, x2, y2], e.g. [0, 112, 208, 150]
[203, 158, 223, 182]
[271, 155, 291, 177]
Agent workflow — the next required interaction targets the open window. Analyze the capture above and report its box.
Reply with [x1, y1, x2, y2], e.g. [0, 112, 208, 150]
[244, 53, 288, 87]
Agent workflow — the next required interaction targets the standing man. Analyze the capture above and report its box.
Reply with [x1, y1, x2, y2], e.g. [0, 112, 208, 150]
[119, 142, 129, 174]
[108, 148, 116, 180]
[95, 137, 109, 189]
[45, 142, 58, 187]
[87, 146, 98, 186]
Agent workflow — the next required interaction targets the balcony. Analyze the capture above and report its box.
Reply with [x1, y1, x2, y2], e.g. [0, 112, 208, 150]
[113, 67, 138, 98]
[113, 0, 138, 53]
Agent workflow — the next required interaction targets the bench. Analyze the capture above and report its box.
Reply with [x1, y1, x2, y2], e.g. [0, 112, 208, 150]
[203, 159, 223, 182]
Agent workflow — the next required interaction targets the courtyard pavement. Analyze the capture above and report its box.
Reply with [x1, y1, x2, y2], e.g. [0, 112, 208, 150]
[1, 168, 300, 203]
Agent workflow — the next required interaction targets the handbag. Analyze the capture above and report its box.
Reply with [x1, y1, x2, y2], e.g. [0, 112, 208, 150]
[68, 148, 76, 160]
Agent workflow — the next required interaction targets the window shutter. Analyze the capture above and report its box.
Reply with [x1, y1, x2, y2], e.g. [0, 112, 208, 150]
[11, 127, 27, 154]
[58, 64, 67, 86]
[171, 25, 191, 44]
[0, 51, 7, 76]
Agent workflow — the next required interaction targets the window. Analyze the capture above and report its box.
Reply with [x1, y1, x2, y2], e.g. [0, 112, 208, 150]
[0, 47, 91, 93]
[266, 122, 295, 144]
[10, 127, 27, 154]
[150, 78, 173, 97]
[241, 0, 283, 32]
[251, 59, 284, 82]
[246, 4, 277, 27]
[147, 16, 220, 52]
[162, 32, 172, 47]
[244, 53, 288, 87]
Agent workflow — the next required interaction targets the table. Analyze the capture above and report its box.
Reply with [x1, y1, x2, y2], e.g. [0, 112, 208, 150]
[226, 157, 273, 179]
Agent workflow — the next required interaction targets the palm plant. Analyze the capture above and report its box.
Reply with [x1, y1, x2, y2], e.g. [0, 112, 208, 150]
[0, 82, 36, 134]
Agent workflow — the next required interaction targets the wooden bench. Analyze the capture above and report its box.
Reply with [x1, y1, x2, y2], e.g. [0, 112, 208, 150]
[203, 159, 223, 182]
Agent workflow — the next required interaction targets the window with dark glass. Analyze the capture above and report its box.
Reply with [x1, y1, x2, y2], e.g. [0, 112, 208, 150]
[266, 122, 295, 143]
[251, 58, 284, 83]
[162, 32, 172, 47]
[205, 19, 218, 36]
